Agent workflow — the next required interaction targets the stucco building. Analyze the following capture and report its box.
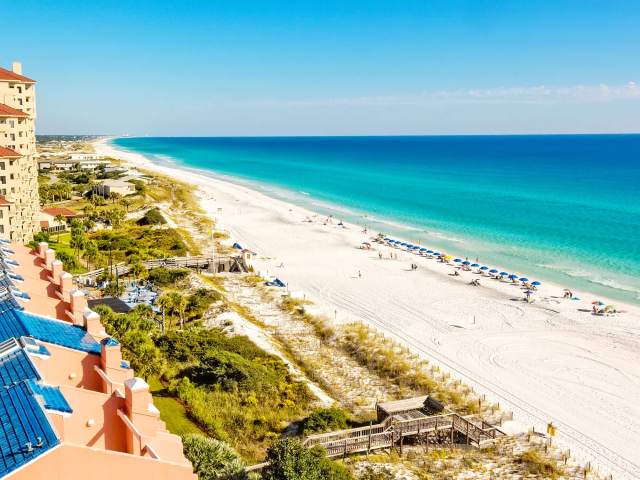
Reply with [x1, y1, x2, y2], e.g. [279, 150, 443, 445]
[0, 63, 40, 242]
[0, 241, 195, 479]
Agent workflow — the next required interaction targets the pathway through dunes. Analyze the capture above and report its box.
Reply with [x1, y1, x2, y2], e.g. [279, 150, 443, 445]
[198, 180, 640, 480]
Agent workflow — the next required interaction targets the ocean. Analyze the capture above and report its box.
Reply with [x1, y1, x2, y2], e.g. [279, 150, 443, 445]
[112, 135, 640, 305]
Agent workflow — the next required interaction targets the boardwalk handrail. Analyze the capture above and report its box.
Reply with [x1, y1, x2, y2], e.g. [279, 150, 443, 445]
[303, 411, 505, 457]
[73, 254, 245, 283]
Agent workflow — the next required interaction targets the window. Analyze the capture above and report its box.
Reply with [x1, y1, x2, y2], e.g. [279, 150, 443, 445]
[0, 177, 6, 185]
[9, 174, 14, 180]
[0, 163, 4, 170]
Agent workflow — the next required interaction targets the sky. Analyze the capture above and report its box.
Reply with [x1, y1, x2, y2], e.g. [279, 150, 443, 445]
[2, 0, 640, 136]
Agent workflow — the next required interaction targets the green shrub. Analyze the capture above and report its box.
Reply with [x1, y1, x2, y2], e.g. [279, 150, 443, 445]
[148, 267, 190, 286]
[138, 207, 166, 226]
[301, 407, 349, 436]
[182, 434, 247, 480]
[263, 439, 352, 480]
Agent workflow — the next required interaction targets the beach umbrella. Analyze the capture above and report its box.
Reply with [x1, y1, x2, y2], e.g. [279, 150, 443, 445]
[509, 274, 519, 279]
[471, 263, 479, 267]
[463, 261, 471, 265]
[454, 258, 462, 263]
[591, 300, 605, 306]
[489, 269, 498, 274]
[500, 271, 509, 276]
[412, 246, 420, 250]
[400, 243, 407, 246]
[519, 277, 529, 282]
[419, 247, 427, 251]
[434, 252, 441, 256]
[480, 266, 488, 270]
[426, 250, 433, 254]
[531, 281, 541, 286]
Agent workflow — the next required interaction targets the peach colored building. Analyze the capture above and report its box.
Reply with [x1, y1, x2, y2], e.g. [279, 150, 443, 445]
[0, 240, 195, 479]
[0, 63, 41, 242]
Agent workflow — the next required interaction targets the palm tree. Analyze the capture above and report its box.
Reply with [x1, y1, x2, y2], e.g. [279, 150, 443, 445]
[156, 294, 172, 333]
[83, 240, 99, 270]
[53, 214, 65, 241]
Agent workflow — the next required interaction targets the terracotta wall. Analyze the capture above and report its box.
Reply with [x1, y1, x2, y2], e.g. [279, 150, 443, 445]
[30, 344, 102, 391]
[9, 443, 196, 480]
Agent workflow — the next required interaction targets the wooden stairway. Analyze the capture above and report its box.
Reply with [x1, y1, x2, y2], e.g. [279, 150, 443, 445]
[303, 412, 505, 457]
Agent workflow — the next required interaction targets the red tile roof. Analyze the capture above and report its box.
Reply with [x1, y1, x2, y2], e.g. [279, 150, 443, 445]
[41, 207, 79, 218]
[0, 196, 12, 206]
[0, 103, 28, 118]
[0, 146, 21, 158]
[0, 67, 36, 84]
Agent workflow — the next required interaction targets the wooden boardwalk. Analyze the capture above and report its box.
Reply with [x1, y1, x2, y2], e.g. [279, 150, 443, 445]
[73, 254, 246, 284]
[303, 411, 505, 457]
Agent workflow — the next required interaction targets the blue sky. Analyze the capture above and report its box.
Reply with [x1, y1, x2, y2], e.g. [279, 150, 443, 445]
[3, 0, 639, 135]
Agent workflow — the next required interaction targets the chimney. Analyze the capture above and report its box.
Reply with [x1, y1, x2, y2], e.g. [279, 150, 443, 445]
[69, 289, 87, 325]
[124, 377, 160, 441]
[44, 249, 56, 271]
[12, 62, 22, 75]
[59, 272, 73, 301]
[38, 242, 48, 258]
[85, 309, 105, 338]
[50, 260, 63, 285]
[100, 336, 123, 371]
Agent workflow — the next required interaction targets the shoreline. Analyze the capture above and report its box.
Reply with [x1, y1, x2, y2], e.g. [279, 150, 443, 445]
[95, 137, 640, 479]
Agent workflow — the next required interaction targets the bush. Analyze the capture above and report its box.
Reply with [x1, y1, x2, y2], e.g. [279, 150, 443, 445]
[138, 207, 166, 226]
[182, 434, 247, 480]
[54, 250, 80, 272]
[301, 407, 349, 436]
[263, 439, 352, 480]
[147, 267, 190, 286]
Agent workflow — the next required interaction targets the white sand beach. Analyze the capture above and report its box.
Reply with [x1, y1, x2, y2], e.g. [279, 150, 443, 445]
[96, 138, 640, 479]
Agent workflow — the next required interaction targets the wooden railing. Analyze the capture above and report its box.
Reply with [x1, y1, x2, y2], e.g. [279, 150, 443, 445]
[73, 255, 246, 283]
[303, 412, 505, 457]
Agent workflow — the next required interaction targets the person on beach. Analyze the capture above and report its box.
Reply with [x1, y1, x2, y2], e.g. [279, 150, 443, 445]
[379, 252, 383, 260]
[358, 270, 362, 279]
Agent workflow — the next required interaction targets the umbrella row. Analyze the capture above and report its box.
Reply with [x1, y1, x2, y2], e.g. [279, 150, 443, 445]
[382, 237, 541, 286]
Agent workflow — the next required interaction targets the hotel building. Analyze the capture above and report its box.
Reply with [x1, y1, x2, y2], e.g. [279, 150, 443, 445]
[0, 63, 41, 242]
[0, 245, 196, 478]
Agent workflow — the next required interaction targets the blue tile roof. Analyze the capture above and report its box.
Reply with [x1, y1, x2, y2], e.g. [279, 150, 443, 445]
[26, 380, 73, 414]
[0, 382, 59, 477]
[0, 347, 40, 387]
[0, 296, 100, 355]
[17, 312, 101, 355]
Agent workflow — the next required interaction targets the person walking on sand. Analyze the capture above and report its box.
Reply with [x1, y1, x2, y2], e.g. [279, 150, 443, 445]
[379, 252, 383, 260]
[358, 270, 362, 279]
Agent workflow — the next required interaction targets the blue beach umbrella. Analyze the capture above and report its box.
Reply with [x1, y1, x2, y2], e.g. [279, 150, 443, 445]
[531, 281, 541, 286]
[480, 266, 488, 271]
[419, 247, 427, 251]
[412, 246, 420, 250]
[471, 263, 479, 267]
[426, 250, 433, 254]
[500, 271, 509, 276]
[489, 269, 498, 274]
[520, 277, 529, 282]
[400, 243, 407, 246]
[434, 252, 441, 256]
[463, 261, 471, 265]
[508, 274, 519, 279]
[454, 258, 462, 263]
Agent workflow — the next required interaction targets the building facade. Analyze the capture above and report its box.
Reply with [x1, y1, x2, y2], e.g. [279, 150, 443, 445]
[0, 62, 40, 242]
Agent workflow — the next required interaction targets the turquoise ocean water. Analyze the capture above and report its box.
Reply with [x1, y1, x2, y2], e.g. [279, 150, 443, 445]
[112, 135, 640, 305]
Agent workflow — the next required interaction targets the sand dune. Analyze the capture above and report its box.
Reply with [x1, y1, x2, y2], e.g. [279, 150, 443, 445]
[96, 138, 640, 479]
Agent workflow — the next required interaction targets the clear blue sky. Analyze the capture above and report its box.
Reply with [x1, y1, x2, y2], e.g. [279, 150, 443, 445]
[3, 0, 640, 135]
